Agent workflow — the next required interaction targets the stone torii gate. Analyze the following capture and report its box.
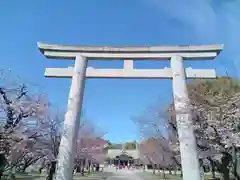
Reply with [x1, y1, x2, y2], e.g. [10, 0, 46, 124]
[38, 42, 223, 180]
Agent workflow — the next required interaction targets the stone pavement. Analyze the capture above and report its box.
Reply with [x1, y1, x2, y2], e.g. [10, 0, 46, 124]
[104, 167, 144, 180]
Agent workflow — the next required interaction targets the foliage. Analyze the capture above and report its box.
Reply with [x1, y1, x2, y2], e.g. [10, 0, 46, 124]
[0, 70, 108, 179]
[0, 82, 48, 178]
[107, 143, 122, 149]
[168, 77, 240, 180]
[135, 77, 240, 180]
[107, 142, 137, 150]
[124, 142, 137, 150]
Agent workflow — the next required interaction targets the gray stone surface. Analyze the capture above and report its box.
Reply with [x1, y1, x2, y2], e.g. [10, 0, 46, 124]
[44, 67, 216, 79]
[43, 51, 218, 60]
[104, 168, 143, 180]
[40, 42, 223, 180]
[54, 56, 88, 180]
[38, 42, 223, 60]
[171, 56, 201, 180]
[38, 42, 223, 53]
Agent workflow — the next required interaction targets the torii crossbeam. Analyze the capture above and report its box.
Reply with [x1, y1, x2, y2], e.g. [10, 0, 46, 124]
[38, 42, 223, 180]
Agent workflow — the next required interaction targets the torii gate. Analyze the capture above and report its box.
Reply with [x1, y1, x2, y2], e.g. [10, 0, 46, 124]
[38, 42, 223, 180]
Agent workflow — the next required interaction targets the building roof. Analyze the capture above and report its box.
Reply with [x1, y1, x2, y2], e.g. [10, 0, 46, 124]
[106, 149, 139, 159]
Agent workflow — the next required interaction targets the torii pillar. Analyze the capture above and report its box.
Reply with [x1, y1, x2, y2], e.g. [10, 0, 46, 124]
[38, 42, 223, 180]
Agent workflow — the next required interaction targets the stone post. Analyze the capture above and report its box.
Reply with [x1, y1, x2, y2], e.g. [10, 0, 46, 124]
[170, 56, 201, 180]
[54, 55, 88, 180]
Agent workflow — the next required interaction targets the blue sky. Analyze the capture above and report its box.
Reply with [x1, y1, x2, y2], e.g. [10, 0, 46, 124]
[0, 0, 239, 143]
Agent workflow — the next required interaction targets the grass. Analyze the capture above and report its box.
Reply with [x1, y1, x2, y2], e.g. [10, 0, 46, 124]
[2, 171, 112, 180]
[4, 170, 222, 180]
[138, 172, 221, 180]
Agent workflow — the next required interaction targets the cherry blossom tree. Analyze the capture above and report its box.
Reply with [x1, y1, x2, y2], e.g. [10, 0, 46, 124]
[35, 110, 63, 180]
[0, 70, 108, 180]
[135, 77, 240, 180]
[167, 77, 240, 180]
[134, 106, 180, 178]
[138, 136, 179, 179]
[0, 80, 48, 179]
[75, 122, 107, 175]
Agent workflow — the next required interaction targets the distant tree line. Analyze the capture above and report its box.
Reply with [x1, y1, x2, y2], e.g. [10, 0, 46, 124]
[107, 141, 137, 150]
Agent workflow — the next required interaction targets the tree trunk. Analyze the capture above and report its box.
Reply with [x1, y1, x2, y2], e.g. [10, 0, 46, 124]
[221, 153, 231, 180]
[46, 161, 56, 180]
[91, 164, 94, 172]
[157, 164, 160, 173]
[231, 146, 240, 180]
[222, 168, 230, 180]
[76, 165, 81, 173]
[152, 164, 155, 174]
[174, 167, 177, 175]
[39, 158, 46, 174]
[96, 164, 99, 172]
[209, 159, 216, 179]
[80, 161, 84, 176]
[162, 168, 166, 179]
[168, 165, 172, 175]
[39, 166, 44, 174]
[88, 161, 91, 174]
[0, 154, 6, 180]
[85, 158, 88, 170]
[22, 164, 28, 172]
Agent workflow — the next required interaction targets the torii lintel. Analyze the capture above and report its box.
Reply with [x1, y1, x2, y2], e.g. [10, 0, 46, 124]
[38, 42, 223, 60]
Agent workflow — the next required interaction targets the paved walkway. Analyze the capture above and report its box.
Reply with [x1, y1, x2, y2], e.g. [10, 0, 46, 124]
[104, 167, 143, 180]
